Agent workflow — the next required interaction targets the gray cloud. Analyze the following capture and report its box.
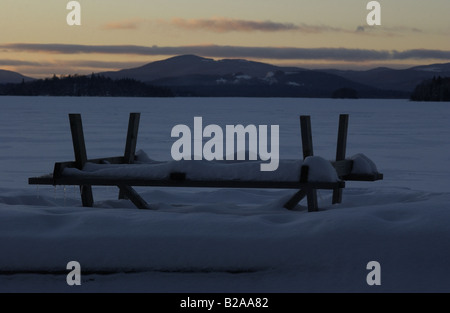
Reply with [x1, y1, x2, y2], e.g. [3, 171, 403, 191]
[355, 25, 423, 37]
[1, 43, 450, 62]
[0, 43, 154, 55]
[100, 17, 422, 36]
[382, 26, 422, 33]
[392, 49, 450, 60]
[168, 18, 347, 33]
[0, 57, 148, 69]
[60, 60, 149, 69]
[0, 59, 45, 66]
[100, 17, 350, 34]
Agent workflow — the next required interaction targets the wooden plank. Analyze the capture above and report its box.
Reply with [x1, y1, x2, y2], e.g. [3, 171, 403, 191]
[68, 114, 94, 207]
[283, 189, 308, 210]
[48, 157, 354, 182]
[300, 115, 314, 159]
[333, 114, 349, 204]
[341, 173, 384, 181]
[29, 175, 345, 190]
[117, 185, 151, 210]
[29, 175, 53, 185]
[120, 113, 141, 200]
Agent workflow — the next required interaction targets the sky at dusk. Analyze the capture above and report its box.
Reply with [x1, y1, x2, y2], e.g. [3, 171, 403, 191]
[1, 0, 450, 78]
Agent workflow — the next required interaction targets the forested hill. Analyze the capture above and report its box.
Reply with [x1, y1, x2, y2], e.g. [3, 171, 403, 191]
[410, 76, 450, 101]
[0, 74, 173, 97]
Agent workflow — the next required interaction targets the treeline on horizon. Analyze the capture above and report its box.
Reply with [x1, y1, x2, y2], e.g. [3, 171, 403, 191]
[410, 76, 450, 101]
[1, 73, 449, 101]
[0, 74, 174, 97]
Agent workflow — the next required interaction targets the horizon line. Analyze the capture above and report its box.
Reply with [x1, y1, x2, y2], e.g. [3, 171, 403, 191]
[3, 43, 450, 62]
[2, 52, 450, 80]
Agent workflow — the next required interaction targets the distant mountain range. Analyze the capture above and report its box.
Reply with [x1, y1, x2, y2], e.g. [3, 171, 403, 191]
[0, 70, 34, 84]
[319, 63, 450, 92]
[101, 55, 302, 82]
[98, 55, 401, 97]
[98, 55, 450, 98]
[2, 55, 450, 98]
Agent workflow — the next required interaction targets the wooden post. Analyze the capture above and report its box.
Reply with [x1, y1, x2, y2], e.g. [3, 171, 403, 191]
[306, 188, 319, 212]
[119, 113, 141, 200]
[300, 115, 314, 159]
[69, 114, 94, 207]
[69, 114, 88, 169]
[124, 113, 141, 164]
[332, 114, 349, 204]
[300, 115, 318, 211]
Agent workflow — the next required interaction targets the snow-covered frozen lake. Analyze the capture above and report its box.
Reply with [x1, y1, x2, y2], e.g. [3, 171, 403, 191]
[0, 96, 449, 292]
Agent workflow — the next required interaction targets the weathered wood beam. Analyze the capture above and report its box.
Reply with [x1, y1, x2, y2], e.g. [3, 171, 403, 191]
[124, 113, 141, 164]
[120, 113, 141, 200]
[283, 165, 310, 210]
[28, 176, 345, 190]
[333, 114, 349, 204]
[80, 185, 94, 208]
[284, 189, 308, 210]
[69, 114, 88, 169]
[300, 115, 314, 160]
[336, 114, 349, 161]
[307, 188, 319, 212]
[117, 185, 151, 210]
[341, 173, 384, 181]
[300, 115, 318, 211]
[69, 114, 94, 207]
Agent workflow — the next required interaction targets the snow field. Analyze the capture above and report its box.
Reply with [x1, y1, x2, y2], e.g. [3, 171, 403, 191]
[0, 97, 449, 292]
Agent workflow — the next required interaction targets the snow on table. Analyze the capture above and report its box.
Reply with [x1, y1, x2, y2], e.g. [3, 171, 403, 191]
[62, 151, 340, 183]
[351, 153, 379, 175]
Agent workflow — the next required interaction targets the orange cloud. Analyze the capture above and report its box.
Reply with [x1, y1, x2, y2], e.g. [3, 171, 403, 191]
[101, 19, 145, 30]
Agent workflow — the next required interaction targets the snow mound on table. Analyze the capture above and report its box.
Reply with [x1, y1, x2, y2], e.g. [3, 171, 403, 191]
[351, 153, 379, 175]
[64, 150, 306, 182]
[303, 156, 339, 182]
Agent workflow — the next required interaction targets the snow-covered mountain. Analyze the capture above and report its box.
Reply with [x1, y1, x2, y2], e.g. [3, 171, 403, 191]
[320, 63, 450, 92]
[99, 55, 404, 98]
[4, 56, 450, 97]
[0, 69, 34, 84]
[100, 54, 302, 82]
